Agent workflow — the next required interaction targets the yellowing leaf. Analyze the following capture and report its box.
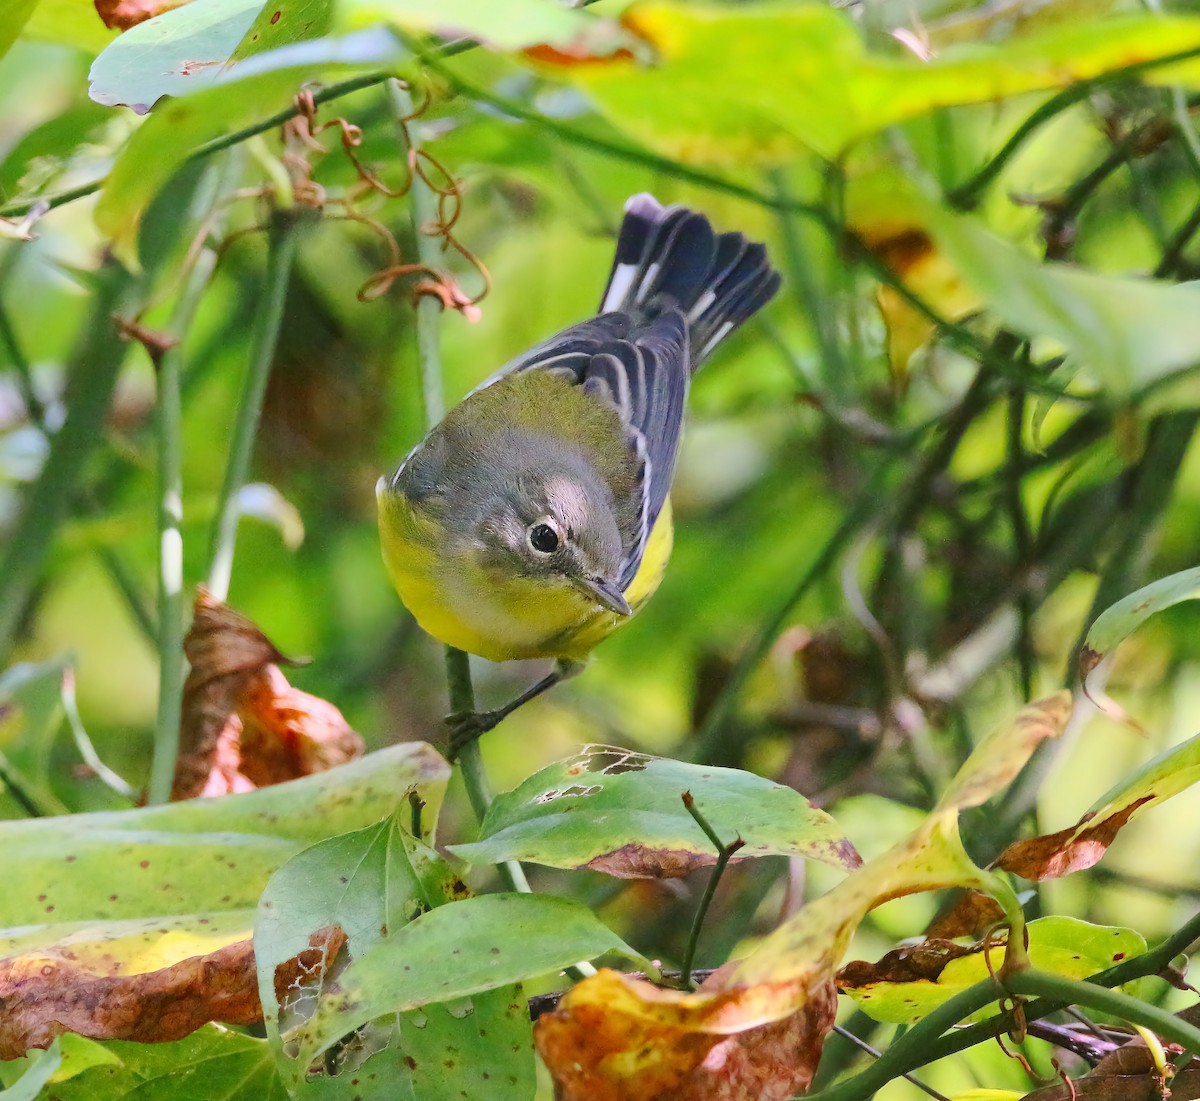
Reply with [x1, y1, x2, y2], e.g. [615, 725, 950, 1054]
[550, 4, 1200, 162]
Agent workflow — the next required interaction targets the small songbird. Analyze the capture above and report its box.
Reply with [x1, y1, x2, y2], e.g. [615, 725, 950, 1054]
[377, 194, 780, 749]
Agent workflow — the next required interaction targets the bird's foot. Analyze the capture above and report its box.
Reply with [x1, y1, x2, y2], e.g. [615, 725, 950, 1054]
[445, 709, 503, 761]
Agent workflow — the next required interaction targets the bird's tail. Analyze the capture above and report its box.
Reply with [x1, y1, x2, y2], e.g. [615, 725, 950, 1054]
[598, 193, 781, 369]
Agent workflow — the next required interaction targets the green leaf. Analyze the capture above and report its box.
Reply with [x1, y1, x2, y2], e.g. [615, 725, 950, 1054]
[24, 0, 118, 53]
[448, 744, 860, 877]
[91, 39, 399, 264]
[43, 1027, 289, 1100]
[555, 3, 1200, 162]
[1082, 566, 1200, 665]
[994, 727, 1200, 880]
[923, 202, 1200, 399]
[0, 0, 40, 64]
[0, 742, 448, 925]
[842, 917, 1146, 1024]
[292, 892, 641, 1072]
[339, 0, 636, 55]
[256, 814, 539, 1098]
[88, 0, 265, 112]
[232, 0, 332, 62]
[0, 658, 69, 816]
[1, 1039, 63, 1101]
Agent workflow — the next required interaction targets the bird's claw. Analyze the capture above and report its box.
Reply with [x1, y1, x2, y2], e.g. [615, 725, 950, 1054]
[445, 709, 501, 760]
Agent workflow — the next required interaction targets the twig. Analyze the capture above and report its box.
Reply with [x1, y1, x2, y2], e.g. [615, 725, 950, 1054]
[947, 42, 1200, 209]
[205, 210, 302, 601]
[831, 1025, 954, 1101]
[62, 666, 135, 801]
[679, 791, 745, 987]
[145, 192, 223, 805]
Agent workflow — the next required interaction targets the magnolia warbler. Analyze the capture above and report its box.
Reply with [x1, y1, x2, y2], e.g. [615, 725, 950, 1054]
[378, 195, 780, 749]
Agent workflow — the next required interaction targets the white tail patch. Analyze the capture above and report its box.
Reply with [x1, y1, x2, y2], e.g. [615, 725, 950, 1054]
[699, 321, 734, 359]
[603, 263, 639, 312]
[686, 289, 716, 322]
[635, 261, 661, 303]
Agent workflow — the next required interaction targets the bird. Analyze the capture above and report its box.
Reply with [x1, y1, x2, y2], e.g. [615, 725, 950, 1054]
[377, 194, 780, 752]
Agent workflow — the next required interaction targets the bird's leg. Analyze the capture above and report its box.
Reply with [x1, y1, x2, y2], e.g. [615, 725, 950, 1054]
[446, 659, 585, 760]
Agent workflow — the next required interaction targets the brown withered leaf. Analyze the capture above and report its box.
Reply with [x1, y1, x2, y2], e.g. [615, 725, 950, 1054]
[94, 0, 194, 30]
[995, 799, 1152, 881]
[925, 888, 1006, 939]
[534, 967, 836, 1101]
[174, 589, 363, 800]
[0, 927, 345, 1058]
[837, 938, 978, 988]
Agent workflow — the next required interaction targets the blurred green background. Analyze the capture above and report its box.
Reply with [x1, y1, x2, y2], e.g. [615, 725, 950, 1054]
[4, 0, 1200, 1094]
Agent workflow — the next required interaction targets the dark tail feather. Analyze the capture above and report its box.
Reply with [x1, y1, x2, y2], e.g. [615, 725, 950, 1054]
[598, 193, 781, 370]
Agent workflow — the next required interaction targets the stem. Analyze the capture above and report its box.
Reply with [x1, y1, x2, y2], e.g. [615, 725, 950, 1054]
[679, 792, 745, 986]
[1005, 970, 1200, 1057]
[0, 261, 136, 662]
[814, 911, 1200, 1101]
[0, 297, 46, 429]
[147, 243, 220, 806]
[948, 43, 1200, 209]
[0, 71, 397, 221]
[205, 212, 300, 601]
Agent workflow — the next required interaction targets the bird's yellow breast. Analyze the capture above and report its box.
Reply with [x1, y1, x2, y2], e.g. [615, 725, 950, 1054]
[378, 490, 673, 663]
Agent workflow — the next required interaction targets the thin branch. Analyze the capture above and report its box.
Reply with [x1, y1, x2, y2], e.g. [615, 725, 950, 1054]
[205, 211, 301, 602]
[679, 791, 745, 987]
[146, 192, 223, 805]
[948, 42, 1200, 209]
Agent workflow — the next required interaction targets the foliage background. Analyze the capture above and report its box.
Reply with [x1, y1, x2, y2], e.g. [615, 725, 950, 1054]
[3, 0, 1200, 1096]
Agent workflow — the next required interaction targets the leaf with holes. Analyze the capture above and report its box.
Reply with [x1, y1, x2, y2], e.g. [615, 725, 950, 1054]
[256, 813, 539, 1098]
[285, 891, 643, 1081]
[448, 744, 860, 878]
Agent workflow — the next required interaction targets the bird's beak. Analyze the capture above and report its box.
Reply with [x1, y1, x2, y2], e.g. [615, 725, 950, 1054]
[574, 576, 632, 617]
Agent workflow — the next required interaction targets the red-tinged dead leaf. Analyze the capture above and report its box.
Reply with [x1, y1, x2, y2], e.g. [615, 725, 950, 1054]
[534, 967, 836, 1101]
[994, 798, 1152, 880]
[94, 0, 193, 30]
[174, 588, 363, 799]
[0, 927, 345, 1058]
[925, 889, 1006, 939]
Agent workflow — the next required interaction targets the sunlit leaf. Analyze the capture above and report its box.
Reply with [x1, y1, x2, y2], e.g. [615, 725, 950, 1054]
[449, 743, 860, 878]
[0, 0, 40, 65]
[339, 0, 637, 56]
[839, 916, 1145, 1024]
[1081, 566, 1200, 673]
[89, 0, 264, 112]
[550, 4, 1200, 162]
[38, 1027, 290, 1100]
[924, 202, 1200, 398]
[1, 1039, 62, 1101]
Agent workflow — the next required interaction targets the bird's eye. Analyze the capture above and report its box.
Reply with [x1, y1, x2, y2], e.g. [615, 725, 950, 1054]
[528, 522, 560, 554]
